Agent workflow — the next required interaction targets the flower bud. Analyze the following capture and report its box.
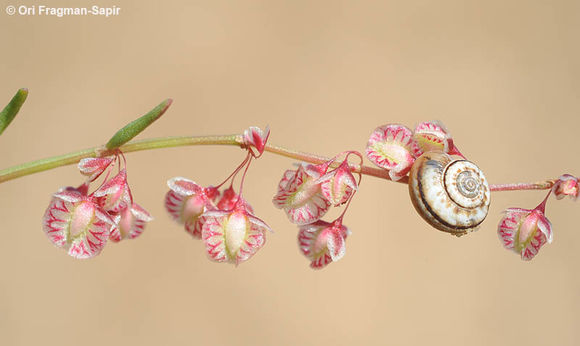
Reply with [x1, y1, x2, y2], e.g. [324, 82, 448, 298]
[243, 126, 270, 157]
[552, 174, 579, 201]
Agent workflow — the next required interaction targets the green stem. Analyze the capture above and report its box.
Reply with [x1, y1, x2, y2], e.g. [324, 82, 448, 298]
[0, 134, 557, 192]
[0, 134, 399, 184]
[0, 135, 238, 184]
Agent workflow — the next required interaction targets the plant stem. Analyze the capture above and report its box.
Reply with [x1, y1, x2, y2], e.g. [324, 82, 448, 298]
[265, 143, 403, 183]
[0, 135, 556, 193]
[0, 135, 240, 184]
[489, 181, 555, 192]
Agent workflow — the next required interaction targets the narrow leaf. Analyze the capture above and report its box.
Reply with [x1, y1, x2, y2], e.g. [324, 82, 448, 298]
[0, 88, 28, 136]
[105, 98, 172, 149]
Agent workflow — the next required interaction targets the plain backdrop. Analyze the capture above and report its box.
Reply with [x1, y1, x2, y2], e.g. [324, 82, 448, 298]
[1, 1, 579, 345]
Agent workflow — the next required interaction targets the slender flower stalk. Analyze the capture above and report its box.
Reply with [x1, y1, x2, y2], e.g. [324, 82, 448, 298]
[489, 181, 556, 192]
[0, 134, 559, 192]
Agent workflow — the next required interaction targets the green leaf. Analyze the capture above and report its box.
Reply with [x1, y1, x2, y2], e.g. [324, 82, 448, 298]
[105, 98, 173, 150]
[0, 88, 29, 136]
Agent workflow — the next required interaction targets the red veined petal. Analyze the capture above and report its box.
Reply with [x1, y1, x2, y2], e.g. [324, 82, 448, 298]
[273, 164, 330, 224]
[497, 208, 531, 250]
[201, 207, 270, 265]
[78, 157, 115, 181]
[243, 126, 270, 156]
[109, 203, 153, 242]
[318, 161, 357, 206]
[43, 195, 113, 259]
[413, 120, 452, 154]
[167, 177, 203, 196]
[93, 169, 132, 213]
[297, 221, 350, 269]
[366, 124, 419, 181]
[285, 193, 331, 225]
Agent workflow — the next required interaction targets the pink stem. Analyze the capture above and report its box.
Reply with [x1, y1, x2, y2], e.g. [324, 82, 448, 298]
[535, 190, 552, 213]
[215, 152, 251, 189]
[489, 180, 556, 192]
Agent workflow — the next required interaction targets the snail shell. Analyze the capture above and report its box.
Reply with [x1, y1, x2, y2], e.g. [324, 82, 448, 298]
[408, 151, 490, 236]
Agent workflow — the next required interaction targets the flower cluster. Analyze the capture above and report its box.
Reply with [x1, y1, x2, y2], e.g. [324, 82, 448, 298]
[497, 175, 578, 260]
[273, 152, 360, 269]
[42, 153, 152, 259]
[37, 115, 579, 266]
[365, 120, 463, 181]
[165, 127, 272, 265]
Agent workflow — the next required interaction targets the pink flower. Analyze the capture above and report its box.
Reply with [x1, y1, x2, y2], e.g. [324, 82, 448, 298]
[165, 177, 218, 238]
[109, 203, 153, 242]
[93, 169, 132, 213]
[498, 206, 553, 261]
[298, 220, 350, 269]
[366, 124, 422, 181]
[45, 150, 152, 258]
[272, 163, 331, 225]
[216, 186, 254, 213]
[412, 121, 452, 153]
[317, 160, 358, 206]
[43, 188, 115, 259]
[78, 157, 115, 181]
[552, 174, 579, 201]
[243, 126, 270, 157]
[201, 204, 272, 265]
[63, 182, 90, 196]
[413, 120, 464, 156]
[366, 121, 463, 181]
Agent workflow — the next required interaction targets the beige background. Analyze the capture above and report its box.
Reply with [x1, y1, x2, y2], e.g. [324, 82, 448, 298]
[1, 1, 579, 345]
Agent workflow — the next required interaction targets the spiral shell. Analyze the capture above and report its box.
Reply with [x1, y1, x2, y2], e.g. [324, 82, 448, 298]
[408, 151, 490, 236]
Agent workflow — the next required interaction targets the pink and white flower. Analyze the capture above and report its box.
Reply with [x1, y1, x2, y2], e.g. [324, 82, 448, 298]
[93, 169, 132, 213]
[272, 163, 331, 225]
[109, 203, 153, 242]
[201, 204, 272, 265]
[298, 220, 350, 269]
[552, 174, 579, 201]
[366, 124, 422, 181]
[62, 182, 89, 196]
[317, 160, 358, 206]
[43, 188, 114, 259]
[216, 186, 253, 214]
[243, 126, 270, 157]
[78, 156, 115, 181]
[498, 206, 553, 261]
[165, 177, 218, 238]
[366, 121, 464, 181]
[412, 121, 452, 154]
